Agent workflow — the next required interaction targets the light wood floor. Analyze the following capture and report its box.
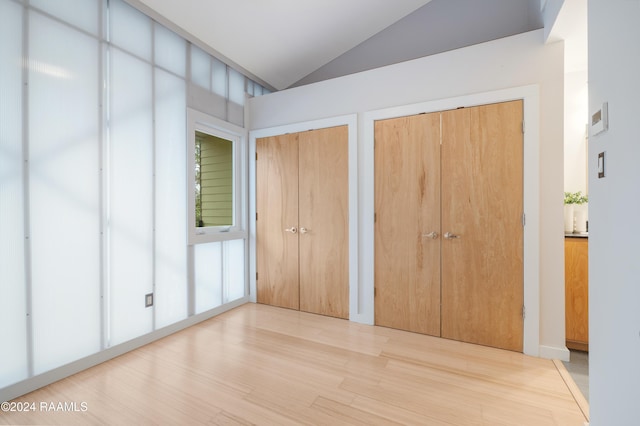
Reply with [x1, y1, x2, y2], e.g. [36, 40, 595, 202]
[1, 304, 588, 425]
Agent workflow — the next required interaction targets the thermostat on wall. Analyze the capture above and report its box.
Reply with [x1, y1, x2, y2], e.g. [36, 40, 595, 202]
[591, 102, 608, 135]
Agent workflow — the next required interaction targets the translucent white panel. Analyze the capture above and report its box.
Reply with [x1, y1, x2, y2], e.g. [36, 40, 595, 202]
[28, 12, 101, 374]
[194, 242, 222, 313]
[31, 0, 99, 36]
[228, 102, 244, 127]
[0, 0, 28, 387]
[155, 69, 188, 328]
[228, 68, 245, 106]
[109, 49, 153, 345]
[223, 239, 245, 303]
[190, 45, 210, 90]
[109, 0, 151, 61]
[154, 23, 186, 77]
[211, 57, 227, 97]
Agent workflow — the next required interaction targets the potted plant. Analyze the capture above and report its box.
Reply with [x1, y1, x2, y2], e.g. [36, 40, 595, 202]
[564, 191, 588, 233]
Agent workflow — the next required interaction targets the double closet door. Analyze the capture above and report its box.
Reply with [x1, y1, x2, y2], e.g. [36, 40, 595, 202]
[374, 100, 524, 352]
[256, 126, 349, 319]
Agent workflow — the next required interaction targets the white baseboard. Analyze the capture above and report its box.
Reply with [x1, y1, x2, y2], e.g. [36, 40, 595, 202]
[539, 344, 571, 361]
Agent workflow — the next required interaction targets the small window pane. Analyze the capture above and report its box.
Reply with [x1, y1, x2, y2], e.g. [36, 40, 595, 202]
[109, 0, 152, 61]
[212, 57, 227, 97]
[228, 68, 245, 105]
[191, 45, 210, 90]
[31, 0, 99, 36]
[154, 23, 186, 77]
[223, 239, 245, 302]
[195, 242, 222, 313]
[195, 131, 233, 227]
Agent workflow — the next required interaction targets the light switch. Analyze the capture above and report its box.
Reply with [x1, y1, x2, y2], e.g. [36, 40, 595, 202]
[598, 152, 605, 178]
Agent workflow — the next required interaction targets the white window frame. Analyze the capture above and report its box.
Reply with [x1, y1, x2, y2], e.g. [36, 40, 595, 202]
[187, 108, 247, 244]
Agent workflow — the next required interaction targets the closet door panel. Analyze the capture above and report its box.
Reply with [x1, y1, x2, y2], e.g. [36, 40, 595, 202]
[374, 113, 441, 335]
[441, 101, 524, 352]
[256, 134, 300, 310]
[299, 126, 349, 319]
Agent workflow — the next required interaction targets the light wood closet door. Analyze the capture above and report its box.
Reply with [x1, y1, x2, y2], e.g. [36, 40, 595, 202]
[256, 134, 300, 310]
[440, 101, 524, 352]
[374, 113, 441, 335]
[299, 126, 349, 319]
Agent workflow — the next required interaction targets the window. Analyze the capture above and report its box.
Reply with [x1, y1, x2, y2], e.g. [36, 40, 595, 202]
[195, 131, 233, 227]
[188, 108, 246, 244]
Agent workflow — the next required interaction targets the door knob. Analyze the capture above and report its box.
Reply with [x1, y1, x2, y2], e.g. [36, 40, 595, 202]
[285, 227, 297, 234]
[300, 227, 309, 234]
[422, 231, 439, 239]
[444, 232, 460, 239]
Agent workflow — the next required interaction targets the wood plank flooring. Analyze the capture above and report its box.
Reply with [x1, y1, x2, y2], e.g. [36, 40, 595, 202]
[0, 304, 587, 425]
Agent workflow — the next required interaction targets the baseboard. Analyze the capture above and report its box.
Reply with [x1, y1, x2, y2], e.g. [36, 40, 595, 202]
[539, 344, 570, 361]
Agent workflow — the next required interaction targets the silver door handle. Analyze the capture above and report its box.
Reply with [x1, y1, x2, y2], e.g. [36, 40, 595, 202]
[422, 231, 439, 239]
[300, 227, 309, 234]
[444, 232, 460, 239]
[285, 227, 297, 234]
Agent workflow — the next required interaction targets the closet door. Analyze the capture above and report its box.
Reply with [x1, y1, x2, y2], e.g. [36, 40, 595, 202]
[299, 126, 349, 319]
[440, 101, 524, 352]
[256, 133, 300, 310]
[374, 113, 441, 335]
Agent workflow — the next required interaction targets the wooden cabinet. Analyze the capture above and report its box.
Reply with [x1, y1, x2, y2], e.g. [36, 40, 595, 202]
[565, 236, 589, 351]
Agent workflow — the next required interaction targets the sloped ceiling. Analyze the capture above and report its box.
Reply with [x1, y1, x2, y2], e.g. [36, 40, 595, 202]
[136, 0, 433, 90]
[293, 0, 544, 87]
[134, 0, 552, 91]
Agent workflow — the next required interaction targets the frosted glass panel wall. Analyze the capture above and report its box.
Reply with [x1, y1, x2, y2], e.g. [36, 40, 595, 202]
[1, 0, 249, 393]
[0, 0, 27, 388]
[109, 0, 151, 61]
[223, 239, 245, 303]
[30, 0, 99, 36]
[28, 11, 101, 373]
[155, 69, 188, 328]
[108, 49, 153, 346]
[195, 242, 223, 314]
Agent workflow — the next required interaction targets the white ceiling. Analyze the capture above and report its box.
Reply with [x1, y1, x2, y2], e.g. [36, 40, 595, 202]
[137, 0, 432, 90]
[134, 0, 584, 90]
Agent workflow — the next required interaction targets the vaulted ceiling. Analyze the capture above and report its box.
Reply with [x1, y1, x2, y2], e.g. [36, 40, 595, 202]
[134, 0, 583, 91]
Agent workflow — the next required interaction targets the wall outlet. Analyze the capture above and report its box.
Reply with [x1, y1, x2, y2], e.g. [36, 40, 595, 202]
[145, 293, 154, 308]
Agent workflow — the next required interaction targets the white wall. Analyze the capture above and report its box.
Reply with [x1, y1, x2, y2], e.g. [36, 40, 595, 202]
[249, 29, 567, 358]
[588, 1, 640, 424]
[542, 0, 565, 41]
[564, 70, 589, 194]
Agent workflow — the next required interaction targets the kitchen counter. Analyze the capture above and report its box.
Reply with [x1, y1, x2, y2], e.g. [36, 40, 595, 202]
[565, 233, 588, 238]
